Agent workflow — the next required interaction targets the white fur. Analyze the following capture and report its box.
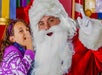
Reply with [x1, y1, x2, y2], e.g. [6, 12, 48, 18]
[79, 19, 102, 50]
[31, 24, 74, 75]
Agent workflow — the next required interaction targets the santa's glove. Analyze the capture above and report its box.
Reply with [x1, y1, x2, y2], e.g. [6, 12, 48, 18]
[77, 8, 93, 35]
[77, 8, 90, 28]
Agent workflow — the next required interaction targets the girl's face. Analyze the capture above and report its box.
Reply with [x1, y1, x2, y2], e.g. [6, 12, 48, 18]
[38, 16, 60, 31]
[9, 21, 30, 46]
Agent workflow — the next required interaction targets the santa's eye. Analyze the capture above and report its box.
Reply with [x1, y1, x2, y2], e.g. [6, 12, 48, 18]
[48, 17, 56, 23]
[38, 21, 45, 26]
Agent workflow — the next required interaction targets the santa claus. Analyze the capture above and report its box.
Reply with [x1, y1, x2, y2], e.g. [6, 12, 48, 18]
[67, 8, 102, 75]
[29, 0, 76, 75]
[29, 0, 102, 75]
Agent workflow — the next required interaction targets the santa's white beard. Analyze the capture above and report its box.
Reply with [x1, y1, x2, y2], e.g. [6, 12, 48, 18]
[31, 23, 74, 75]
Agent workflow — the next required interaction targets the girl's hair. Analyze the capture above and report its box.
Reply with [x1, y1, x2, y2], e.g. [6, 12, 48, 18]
[0, 19, 29, 64]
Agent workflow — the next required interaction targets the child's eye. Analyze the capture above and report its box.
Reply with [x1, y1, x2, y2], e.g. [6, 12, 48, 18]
[26, 28, 30, 31]
[19, 30, 23, 32]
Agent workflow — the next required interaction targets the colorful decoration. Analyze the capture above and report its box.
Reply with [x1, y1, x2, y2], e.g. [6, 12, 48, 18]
[96, 0, 102, 19]
[84, 0, 102, 19]
[10, 0, 16, 19]
[85, 9, 92, 17]
[84, 0, 96, 18]
[0, 0, 16, 48]
[16, 0, 34, 24]
[0, 0, 16, 19]
[16, 0, 20, 7]
[16, 0, 31, 7]
[0, 0, 32, 19]
[0, 0, 10, 43]
[73, 0, 102, 19]
[1, 0, 10, 19]
[21, 0, 27, 7]
[0, 18, 10, 47]
[0, 0, 1, 17]
[0, 18, 10, 25]
[85, 0, 96, 14]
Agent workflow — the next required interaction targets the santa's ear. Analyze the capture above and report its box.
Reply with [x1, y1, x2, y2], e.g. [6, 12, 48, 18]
[9, 36, 15, 42]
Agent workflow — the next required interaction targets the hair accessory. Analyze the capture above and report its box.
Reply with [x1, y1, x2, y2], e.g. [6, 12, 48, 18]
[7, 20, 16, 36]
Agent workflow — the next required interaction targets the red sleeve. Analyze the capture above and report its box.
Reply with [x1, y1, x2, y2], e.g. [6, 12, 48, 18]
[67, 32, 102, 75]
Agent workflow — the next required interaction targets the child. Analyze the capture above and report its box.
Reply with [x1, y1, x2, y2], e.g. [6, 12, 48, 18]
[0, 19, 35, 75]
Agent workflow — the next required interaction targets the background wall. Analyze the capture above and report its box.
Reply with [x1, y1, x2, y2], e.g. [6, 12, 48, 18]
[60, 0, 72, 17]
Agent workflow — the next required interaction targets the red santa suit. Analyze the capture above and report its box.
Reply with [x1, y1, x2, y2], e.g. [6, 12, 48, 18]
[67, 15, 102, 75]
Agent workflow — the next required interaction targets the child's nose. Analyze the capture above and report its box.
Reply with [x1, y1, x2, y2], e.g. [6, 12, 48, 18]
[24, 31, 31, 37]
[25, 30, 30, 35]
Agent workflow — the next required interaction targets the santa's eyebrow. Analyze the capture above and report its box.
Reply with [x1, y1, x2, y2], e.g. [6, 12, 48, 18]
[48, 16, 59, 21]
[38, 21, 44, 24]
[48, 16, 56, 19]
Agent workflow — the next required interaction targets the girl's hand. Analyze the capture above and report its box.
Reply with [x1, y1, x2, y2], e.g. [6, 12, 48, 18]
[24, 32, 33, 50]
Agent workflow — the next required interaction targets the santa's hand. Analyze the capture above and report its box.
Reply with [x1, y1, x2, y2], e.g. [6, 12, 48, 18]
[77, 8, 90, 27]
[77, 8, 93, 35]
[80, 8, 86, 18]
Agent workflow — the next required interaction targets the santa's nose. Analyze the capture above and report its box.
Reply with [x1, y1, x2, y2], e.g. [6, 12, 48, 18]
[45, 23, 50, 30]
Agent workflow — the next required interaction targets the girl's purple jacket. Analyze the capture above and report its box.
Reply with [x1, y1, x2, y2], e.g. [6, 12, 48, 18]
[0, 45, 35, 75]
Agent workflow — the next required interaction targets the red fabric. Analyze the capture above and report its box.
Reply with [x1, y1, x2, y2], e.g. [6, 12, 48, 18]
[59, 0, 72, 17]
[75, 11, 82, 19]
[16, 7, 25, 20]
[90, 13, 98, 19]
[0, 26, 6, 47]
[65, 32, 102, 75]
[0, 26, 6, 40]
[16, 7, 30, 24]
[16, 0, 34, 24]
[24, 0, 34, 24]
[75, 0, 83, 5]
